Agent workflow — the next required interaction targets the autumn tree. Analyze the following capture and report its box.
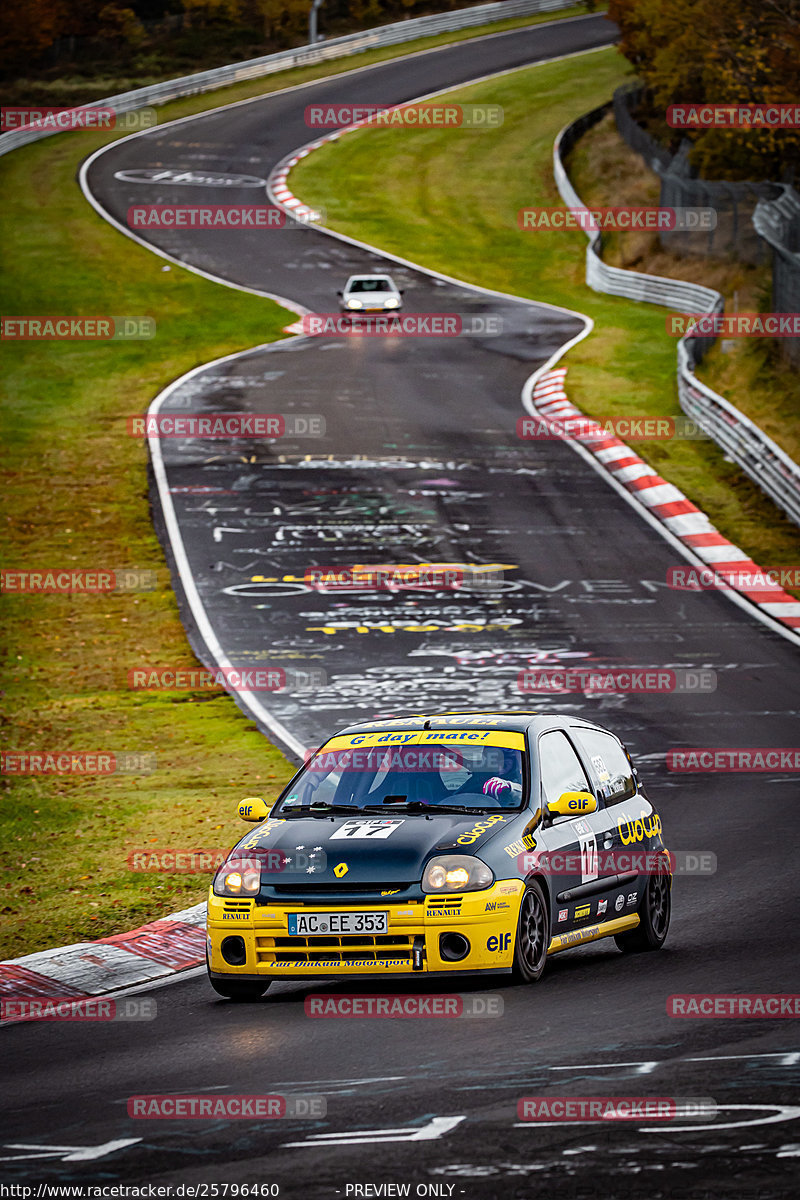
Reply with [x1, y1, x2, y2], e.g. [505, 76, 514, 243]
[608, 0, 800, 179]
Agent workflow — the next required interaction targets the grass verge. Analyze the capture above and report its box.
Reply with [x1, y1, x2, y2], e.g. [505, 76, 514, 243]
[290, 46, 800, 575]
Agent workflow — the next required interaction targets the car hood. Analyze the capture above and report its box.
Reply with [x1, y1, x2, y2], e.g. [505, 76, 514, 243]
[229, 811, 514, 885]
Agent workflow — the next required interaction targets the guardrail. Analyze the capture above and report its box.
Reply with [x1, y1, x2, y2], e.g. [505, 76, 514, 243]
[553, 106, 800, 529]
[0, 0, 576, 159]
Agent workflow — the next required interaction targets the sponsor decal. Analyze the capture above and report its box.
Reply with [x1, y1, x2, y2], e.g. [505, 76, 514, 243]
[484, 901, 509, 912]
[504, 833, 537, 858]
[333, 863, 349, 877]
[574, 904, 591, 920]
[627, 892, 638, 907]
[592, 754, 610, 782]
[330, 819, 404, 840]
[457, 814, 507, 845]
[486, 933, 513, 953]
[620, 814, 662, 845]
[498, 882, 521, 895]
[615, 895, 625, 912]
[381, 889, 401, 896]
[429, 907, 461, 918]
[558, 908, 568, 922]
[597, 899, 608, 916]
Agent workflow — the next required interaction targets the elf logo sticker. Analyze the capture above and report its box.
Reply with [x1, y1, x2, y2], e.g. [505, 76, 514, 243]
[330, 819, 404, 840]
[334, 863, 349, 878]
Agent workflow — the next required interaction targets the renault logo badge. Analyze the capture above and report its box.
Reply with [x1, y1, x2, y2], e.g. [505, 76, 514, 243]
[334, 862, 349, 878]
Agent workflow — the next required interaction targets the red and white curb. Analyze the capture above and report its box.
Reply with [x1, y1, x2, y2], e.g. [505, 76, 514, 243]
[0, 902, 206, 1022]
[532, 368, 800, 630]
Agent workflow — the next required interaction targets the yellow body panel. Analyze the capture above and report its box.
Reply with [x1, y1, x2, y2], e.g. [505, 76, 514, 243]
[207, 880, 524, 977]
[320, 729, 526, 751]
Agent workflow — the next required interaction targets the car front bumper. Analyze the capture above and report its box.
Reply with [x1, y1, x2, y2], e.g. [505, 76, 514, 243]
[207, 880, 523, 980]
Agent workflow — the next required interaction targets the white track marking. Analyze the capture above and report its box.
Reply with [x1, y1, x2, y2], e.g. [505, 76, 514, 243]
[0, 1140, 140, 1163]
[283, 1115, 466, 1146]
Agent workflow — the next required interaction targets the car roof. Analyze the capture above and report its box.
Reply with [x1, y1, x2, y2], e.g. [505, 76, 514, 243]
[331, 711, 607, 739]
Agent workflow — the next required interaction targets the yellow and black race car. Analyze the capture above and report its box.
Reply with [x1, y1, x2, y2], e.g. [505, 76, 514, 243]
[206, 711, 671, 999]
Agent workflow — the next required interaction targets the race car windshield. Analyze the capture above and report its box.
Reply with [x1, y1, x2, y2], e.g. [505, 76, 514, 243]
[275, 743, 526, 813]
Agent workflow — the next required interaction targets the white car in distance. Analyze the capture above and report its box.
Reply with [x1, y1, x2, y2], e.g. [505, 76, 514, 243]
[338, 274, 404, 313]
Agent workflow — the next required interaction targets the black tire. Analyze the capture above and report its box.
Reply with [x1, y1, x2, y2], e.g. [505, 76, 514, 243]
[512, 880, 550, 983]
[208, 975, 270, 1001]
[614, 869, 671, 953]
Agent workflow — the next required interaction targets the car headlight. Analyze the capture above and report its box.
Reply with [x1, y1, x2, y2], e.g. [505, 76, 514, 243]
[346, 298, 363, 310]
[213, 859, 262, 897]
[384, 297, 399, 308]
[422, 855, 493, 893]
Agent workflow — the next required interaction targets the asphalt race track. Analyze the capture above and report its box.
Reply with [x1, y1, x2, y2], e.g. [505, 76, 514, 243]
[4, 14, 800, 1198]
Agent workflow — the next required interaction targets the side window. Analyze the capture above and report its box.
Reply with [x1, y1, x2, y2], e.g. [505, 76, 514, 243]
[537, 731, 591, 807]
[575, 729, 636, 803]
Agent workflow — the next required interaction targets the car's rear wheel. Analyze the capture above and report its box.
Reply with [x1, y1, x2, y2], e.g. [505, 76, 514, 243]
[512, 880, 550, 983]
[614, 869, 671, 953]
[208, 975, 270, 1001]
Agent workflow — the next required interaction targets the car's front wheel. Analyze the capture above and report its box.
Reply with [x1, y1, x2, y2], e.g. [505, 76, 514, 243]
[614, 869, 671, 953]
[208, 975, 270, 1001]
[512, 880, 550, 983]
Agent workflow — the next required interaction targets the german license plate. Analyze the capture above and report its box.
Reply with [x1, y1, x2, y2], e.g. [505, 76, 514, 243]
[287, 911, 388, 935]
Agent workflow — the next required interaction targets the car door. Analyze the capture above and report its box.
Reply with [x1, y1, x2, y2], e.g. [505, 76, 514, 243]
[572, 726, 645, 919]
[535, 729, 607, 932]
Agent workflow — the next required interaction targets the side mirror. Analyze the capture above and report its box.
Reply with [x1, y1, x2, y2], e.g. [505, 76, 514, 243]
[336, 290, 343, 297]
[237, 796, 271, 822]
[546, 790, 597, 820]
[399, 289, 405, 295]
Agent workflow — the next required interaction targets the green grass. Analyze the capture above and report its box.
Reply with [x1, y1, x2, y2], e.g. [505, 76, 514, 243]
[290, 46, 800, 571]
